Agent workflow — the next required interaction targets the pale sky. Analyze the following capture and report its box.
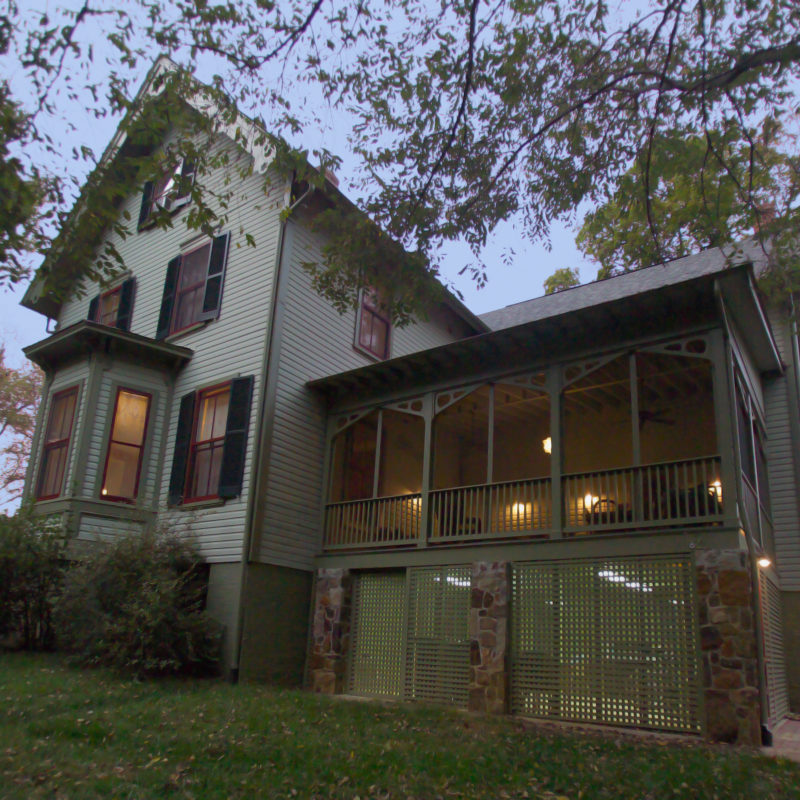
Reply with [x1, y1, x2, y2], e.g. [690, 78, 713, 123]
[1, 7, 599, 370]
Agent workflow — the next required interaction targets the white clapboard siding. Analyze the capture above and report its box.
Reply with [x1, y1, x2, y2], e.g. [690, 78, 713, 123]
[154, 164, 286, 563]
[256, 217, 473, 570]
[80, 363, 171, 506]
[54, 130, 286, 563]
[29, 363, 91, 500]
[763, 304, 800, 588]
[77, 514, 145, 543]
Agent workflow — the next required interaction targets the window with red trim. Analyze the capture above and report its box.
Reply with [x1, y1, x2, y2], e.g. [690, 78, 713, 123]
[173, 242, 212, 333]
[95, 287, 121, 326]
[356, 290, 391, 359]
[36, 387, 78, 500]
[186, 385, 231, 501]
[100, 388, 151, 502]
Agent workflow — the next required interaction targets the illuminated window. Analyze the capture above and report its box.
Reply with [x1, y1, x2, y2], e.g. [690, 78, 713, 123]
[37, 387, 78, 500]
[186, 385, 231, 501]
[100, 388, 151, 501]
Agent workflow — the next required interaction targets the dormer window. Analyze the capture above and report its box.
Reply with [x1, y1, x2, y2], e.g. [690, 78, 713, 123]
[356, 289, 391, 360]
[137, 158, 196, 229]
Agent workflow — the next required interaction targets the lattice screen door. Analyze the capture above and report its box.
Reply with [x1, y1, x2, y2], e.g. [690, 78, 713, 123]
[512, 556, 701, 733]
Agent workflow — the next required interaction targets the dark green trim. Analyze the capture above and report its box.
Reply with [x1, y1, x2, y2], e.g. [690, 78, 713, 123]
[23, 372, 52, 501]
[315, 526, 742, 570]
[74, 354, 104, 500]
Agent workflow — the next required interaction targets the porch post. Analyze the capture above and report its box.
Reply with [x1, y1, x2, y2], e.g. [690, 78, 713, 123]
[710, 329, 739, 529]
[547, 367, 562, 537]
[418, 392, 434, 547]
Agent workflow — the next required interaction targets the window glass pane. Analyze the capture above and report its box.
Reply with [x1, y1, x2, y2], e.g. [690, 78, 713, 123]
[433, 386, 490, 489]
[493, 381, 549, 482]
[98, 290, 120, 325]
[41, 446, 67, 497]
[378, 409, 424, 496]
[174, 286, 204, 330]
[197, 389, 230, 441]
[189, 441, 225, 499]
[180, 245, 209, 288]
[102, 443, 140, 498]
[737, 391, 755, 485]
[47, 392, 76, 441]
[111, 391, 149, 445]
[563, 356, 632, 473]
[329, 411, 379, 501]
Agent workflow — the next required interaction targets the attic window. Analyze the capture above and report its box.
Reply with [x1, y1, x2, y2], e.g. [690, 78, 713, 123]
[138, 158, 195, 229]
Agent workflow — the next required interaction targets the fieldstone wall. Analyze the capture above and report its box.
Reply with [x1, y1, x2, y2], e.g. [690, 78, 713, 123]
[308, 568, 351, 695]
[696, 549, 761, 745]
[468, 561, 509, 714]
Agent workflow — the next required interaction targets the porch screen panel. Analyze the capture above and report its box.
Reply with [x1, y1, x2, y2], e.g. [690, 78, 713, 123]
[760, 569, 790, 726]
[512, 556, 700, 733]
[348, 572, 406, 697]
[406, 566, 471, 707]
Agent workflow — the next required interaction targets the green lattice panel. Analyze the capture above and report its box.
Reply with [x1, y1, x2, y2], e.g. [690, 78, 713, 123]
[348, 572, 407, 698]
[512, 556, 700, 733]
[406, 566, 471, 707]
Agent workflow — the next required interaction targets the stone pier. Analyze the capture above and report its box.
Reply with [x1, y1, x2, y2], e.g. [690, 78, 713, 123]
[696, 549, 761, 745]
[308, 568, 351, 695]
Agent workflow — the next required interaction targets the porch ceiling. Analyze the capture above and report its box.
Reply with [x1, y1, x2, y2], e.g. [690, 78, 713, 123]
[310, 269, 724, 407]
[24, 320, 193, 372]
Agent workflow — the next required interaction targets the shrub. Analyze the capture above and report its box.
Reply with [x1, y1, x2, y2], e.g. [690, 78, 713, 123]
[0, 506, 65, 650]
[57, 531, 221, 677]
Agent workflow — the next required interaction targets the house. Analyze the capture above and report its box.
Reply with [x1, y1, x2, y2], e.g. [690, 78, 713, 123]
[20, 58, 800, 747]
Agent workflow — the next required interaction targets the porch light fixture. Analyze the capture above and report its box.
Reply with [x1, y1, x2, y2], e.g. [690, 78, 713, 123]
[758, 557, 772, 569]
[708, 479, 722, 504]
[584, 493, 599, 510]
[542, 437, 552, 454]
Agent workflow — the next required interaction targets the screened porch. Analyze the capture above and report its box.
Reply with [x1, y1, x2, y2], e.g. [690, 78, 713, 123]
[324, 341, 725, 550]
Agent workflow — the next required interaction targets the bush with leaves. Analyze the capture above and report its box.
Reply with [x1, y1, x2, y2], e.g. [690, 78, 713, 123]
[0, 505, 65, 650]
[57, 530, 221, 678]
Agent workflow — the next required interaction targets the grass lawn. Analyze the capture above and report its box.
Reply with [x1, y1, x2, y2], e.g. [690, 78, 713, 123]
[1, 653, 799, 799]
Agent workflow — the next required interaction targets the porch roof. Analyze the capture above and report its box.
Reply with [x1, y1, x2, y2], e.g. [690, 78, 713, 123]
[309, 258, 779, 407]
[24, 320, 193, 372]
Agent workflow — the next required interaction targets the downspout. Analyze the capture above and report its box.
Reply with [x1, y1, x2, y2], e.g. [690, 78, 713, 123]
[231, 182, 313, 682]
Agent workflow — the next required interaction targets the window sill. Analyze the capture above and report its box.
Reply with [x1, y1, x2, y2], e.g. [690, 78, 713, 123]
[353, 343, 389, 362]
[176, 497, 226, 512]
[165, 320, 209, 342]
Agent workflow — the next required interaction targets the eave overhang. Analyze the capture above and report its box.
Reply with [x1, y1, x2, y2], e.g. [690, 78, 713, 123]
[23, 321, 193, 372]
[309, 266, 737, 408]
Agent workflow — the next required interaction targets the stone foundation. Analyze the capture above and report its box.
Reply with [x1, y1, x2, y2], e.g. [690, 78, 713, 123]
[468, 561, 509, 714]
[696, 549, 761, 745]
[308, 568, 351, 694]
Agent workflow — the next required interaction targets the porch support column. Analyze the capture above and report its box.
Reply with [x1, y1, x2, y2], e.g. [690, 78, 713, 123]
[418, 393, 434, 547]
[709, 328, 739, 530]
[695, 549, 761, 745]
[547, 368, 562, 537]
[468, 561, 509, 714]
[308, 568, 352, 694]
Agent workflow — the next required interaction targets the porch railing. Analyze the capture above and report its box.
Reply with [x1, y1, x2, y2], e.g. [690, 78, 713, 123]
[429, 477, 552, 543]
[564, 456, 723, 532]
[324, 493, 422, 549]
[322, 455, 724, 550]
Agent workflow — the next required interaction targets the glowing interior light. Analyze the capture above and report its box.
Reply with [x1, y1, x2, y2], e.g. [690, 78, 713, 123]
[542, 437, 552, 454]
[511, 502, 529, 516]
[758, 557, 772, 569]
[584, 493, 599, 510]
[708, 479, 722, 503]
[101, 488, 108, 495]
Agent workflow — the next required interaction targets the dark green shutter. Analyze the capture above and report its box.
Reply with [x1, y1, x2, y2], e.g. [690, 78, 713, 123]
[199, 233, 229, 322]
[116, 278, 135, 331]
[138, 181, 155, 229]
[218, 375, 253, 499]
[168, 392, 196, 506]
[156, 256, 181, 340]
[87, 294, 99, 322]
